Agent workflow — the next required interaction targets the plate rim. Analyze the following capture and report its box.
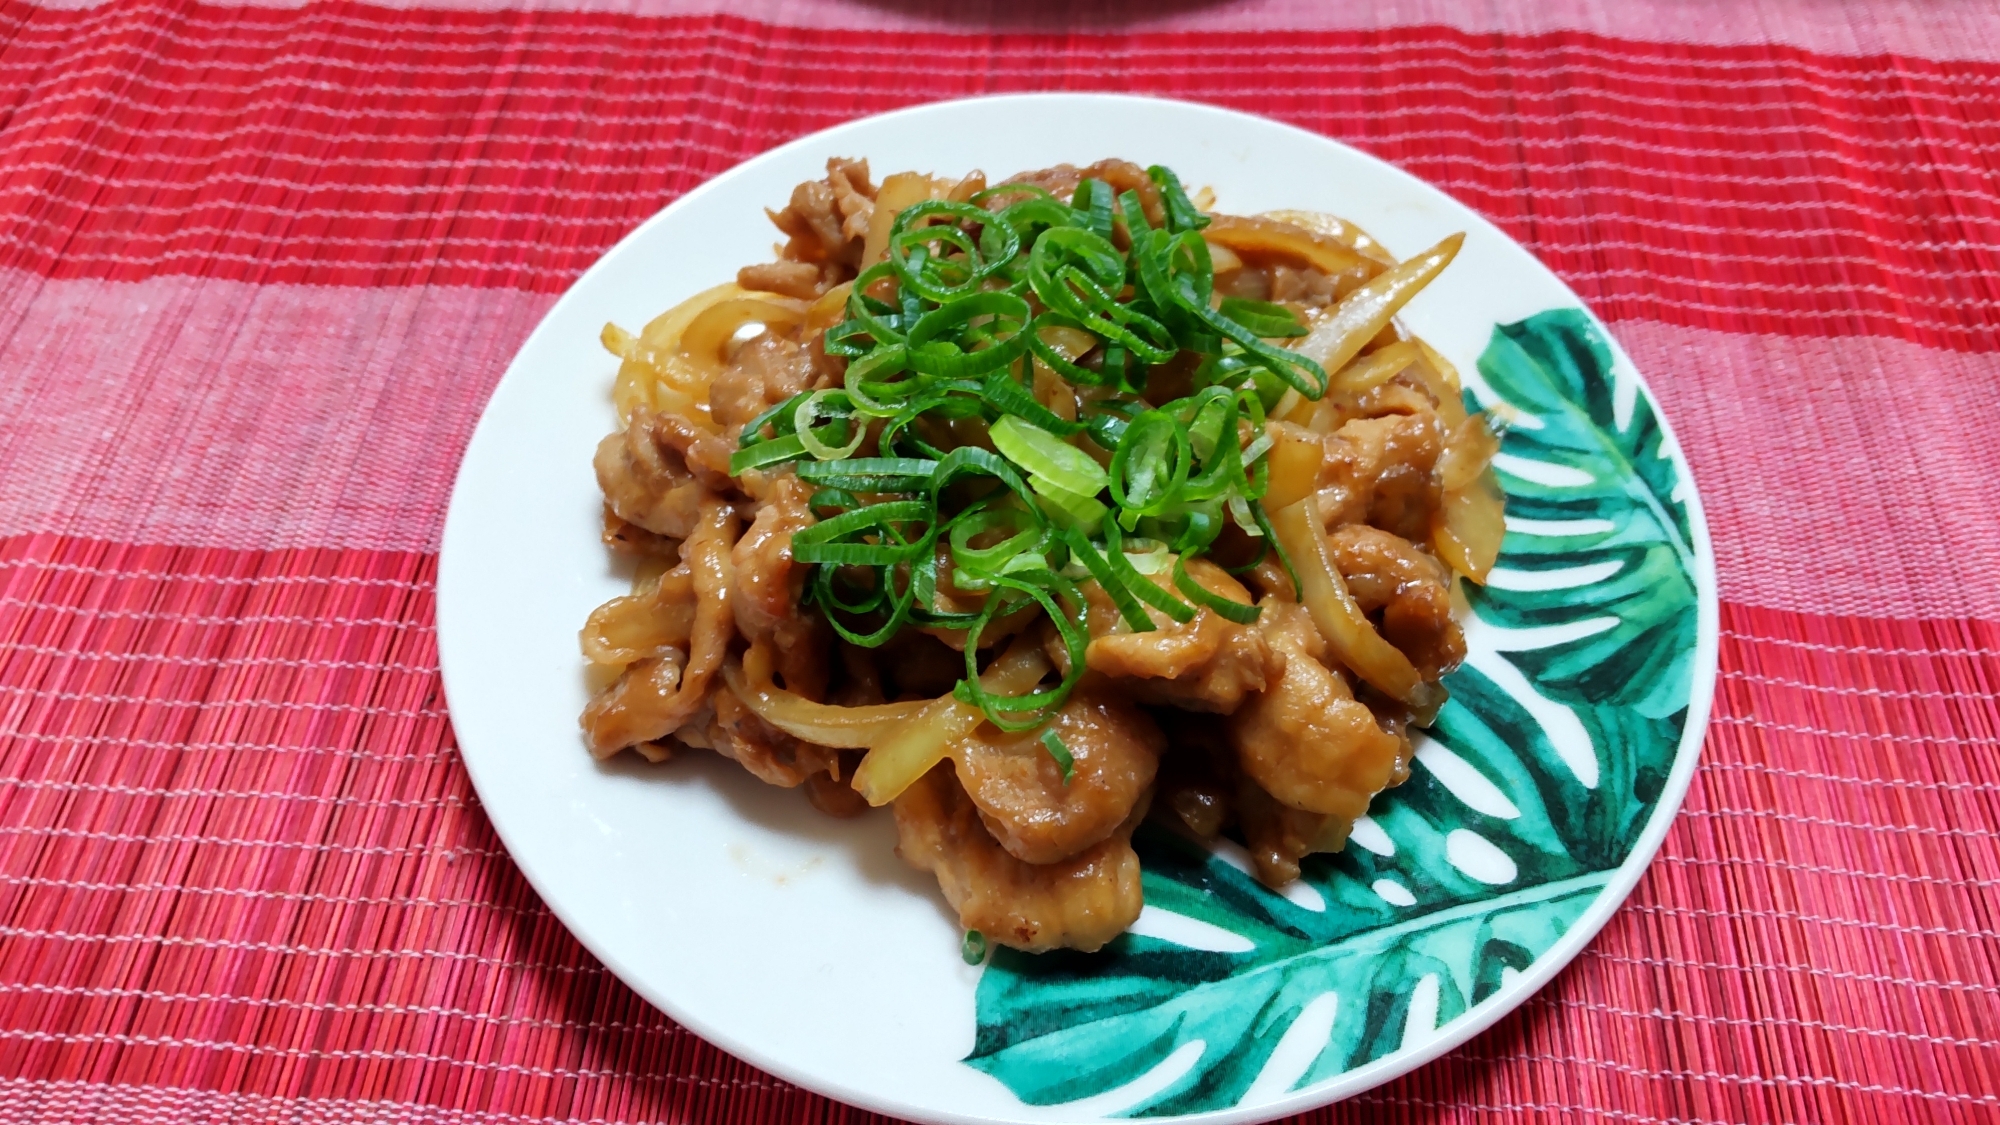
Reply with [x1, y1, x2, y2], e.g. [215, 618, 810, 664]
[437, 91, 1720, 1124]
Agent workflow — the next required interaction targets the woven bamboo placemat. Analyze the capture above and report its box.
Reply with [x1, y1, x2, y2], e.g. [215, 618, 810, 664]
[1, 2, 1995, 1121]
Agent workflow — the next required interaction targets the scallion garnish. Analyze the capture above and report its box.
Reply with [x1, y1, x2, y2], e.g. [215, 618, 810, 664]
[1039, 729, 1077, 785]
[734, 165, 1315, 731]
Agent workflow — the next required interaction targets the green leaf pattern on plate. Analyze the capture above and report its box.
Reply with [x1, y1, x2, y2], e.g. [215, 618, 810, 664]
[964, 309, 1699, 1116]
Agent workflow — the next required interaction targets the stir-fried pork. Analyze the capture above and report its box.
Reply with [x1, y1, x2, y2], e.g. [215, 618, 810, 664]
[894, 765, 1144, 954]
[951, 686, 1162, 864]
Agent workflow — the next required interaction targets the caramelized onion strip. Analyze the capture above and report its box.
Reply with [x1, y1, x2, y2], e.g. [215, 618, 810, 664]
[721, 659, 927, 748]
[849, 638, 1052, 807]
[1270, 496, 1432, 707]
[677, 296, 808, 378]
[580, 569, 697, 666]
[1437, 413, 1503, 492]
[1202, 214, 1376, 278]
[1257, 209, 1399, 267]
[861, 172, 947, 268]
[1262, 422, 1327, 512]
[1328, 340, 1420, 397]
[609, 282, 743, 421]
[1434, 468, 1507, 585]
[1407, 338, 1470, 430]
[1293, 233, 1463, 380]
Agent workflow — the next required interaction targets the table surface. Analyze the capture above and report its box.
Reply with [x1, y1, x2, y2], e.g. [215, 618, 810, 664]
[2, 2, 1997, 1122]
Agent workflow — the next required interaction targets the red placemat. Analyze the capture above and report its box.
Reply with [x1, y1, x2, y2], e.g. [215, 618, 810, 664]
[2, 2, 1997, 1122]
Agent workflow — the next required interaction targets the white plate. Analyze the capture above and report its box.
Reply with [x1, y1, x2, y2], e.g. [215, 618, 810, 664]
[438, 93, 1718, 1124]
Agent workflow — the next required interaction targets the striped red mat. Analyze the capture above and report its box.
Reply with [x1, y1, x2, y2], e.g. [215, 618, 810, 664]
[2, 2, 1997, 1121]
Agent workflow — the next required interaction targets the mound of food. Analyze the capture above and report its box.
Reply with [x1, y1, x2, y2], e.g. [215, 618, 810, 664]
[578, 157, 1504, 954]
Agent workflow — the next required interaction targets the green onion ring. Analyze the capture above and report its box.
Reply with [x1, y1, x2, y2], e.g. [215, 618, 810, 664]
[795, 390, 865, 461]
[1172, 555, 1262, 624]
[728, 432, 808, 475]
[1102, 520, 1195, 624]
[1109, 408, 1191, 518]
[1059, 528, 1154, 634]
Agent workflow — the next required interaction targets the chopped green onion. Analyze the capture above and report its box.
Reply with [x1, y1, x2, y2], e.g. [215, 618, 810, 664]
[1073, 178, 1115, 243]
[1121, 537, 1170, 574]
[1241, 432, 1274, 466]
[990, 415, 1109, 498]
[962, 929, 989, 964]
[953, 570, 1086, 731]
[843, 343, 914, 417]
[810, 489, 861, 519]
[1172, 555, 1262, 625]
[1109, 409, 1190, 520]
[931, 446, 1040, 512]
[1061, 529, 1155, 633]
[1147, 165, 1211, 233]
[982, 366, 1086, 437]
[1039, 729, 1076, 785]
[795, 390, 865, 460]
[1104, 520, 1195, 624]
[737, 390, 810, 446]
[795, 457, 938, 492]
[887, 200, 1021, 302]
[1026, 315, 1113, 388]
[729, 432, 808, 475]
[972, 182, 1057, 205]
[1219, 297, 1309, 338]
[1030, 477, 1108, 535]
[717, 161, 1405, 729]
[790, 500, 934, 567]
[1116, 189, 1152, 240]
[948, 505, 1046, 587]
[1226, 492, 1263, 538]
[905, 291, 1033, 378]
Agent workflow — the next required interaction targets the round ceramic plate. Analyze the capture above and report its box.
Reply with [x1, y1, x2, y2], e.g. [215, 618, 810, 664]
[437, 94, 1718, 1124]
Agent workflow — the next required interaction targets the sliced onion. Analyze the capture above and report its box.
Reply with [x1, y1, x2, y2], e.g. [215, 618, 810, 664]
[678, 296, 808, 377]
[581, 569, 696, 665]
[615, 353, 694, 426]
[805, 282, 853, 334]
[1270, 496, 1429, 706]
[1433, 468, 1506, 584]
[862, 172, 945, 268]
[849, 639, 1052, 807]
[1327, 340, 1419, 396]
[1202, 239, 1246, 274]
[1037, 323, 1097, 361]
[1029, 325, 1097, 424]
[1413, 338, 1465, 397]
[638, 282, 740, 353]
[721, 661, 926, 748]
[601, 321, 638, 360]
[1032, 362, 1080, 423]
[1407, 338, 1469, 429]
[1262, 422, 1326, 511]
[1269, 387, 1305, 424]
[1203, 214, 1377, 277]
[614, 283, 743, 417]
[1292, 234, 1464, 380]
[1437, 413, 1502, 492]
[1257, 209, 1399, 267]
